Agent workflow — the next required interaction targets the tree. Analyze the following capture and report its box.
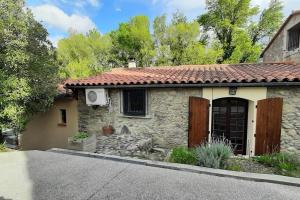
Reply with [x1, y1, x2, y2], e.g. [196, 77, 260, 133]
[0, 0, 59, 132]
[167, 17, 201, 65]
[57, 29, 112, 79]
[153, 15, 172, 66]
[110, 16, 154, 67]
[182, 43, 223, 65]
[153, 12, 222, 66]
[249, 0, 284, 45]
[198, 0, 283, 63]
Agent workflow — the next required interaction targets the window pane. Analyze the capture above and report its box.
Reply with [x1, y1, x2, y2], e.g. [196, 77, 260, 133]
[123, 89, 146, 116]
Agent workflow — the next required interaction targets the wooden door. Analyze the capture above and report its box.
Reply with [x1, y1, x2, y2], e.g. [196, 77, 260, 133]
[255, 98, 283, 155]
[188, 97, 209, 148]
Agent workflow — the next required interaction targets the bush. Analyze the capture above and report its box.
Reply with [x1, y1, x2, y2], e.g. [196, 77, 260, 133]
[168, 147, 197, 165]
[196, 138, 233, 169]
[73, 132, 89, 140]
[0, 143, 7, 152]
[255, 152, 300, 177]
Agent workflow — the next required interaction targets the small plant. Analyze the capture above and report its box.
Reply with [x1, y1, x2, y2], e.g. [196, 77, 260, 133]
[73, 132, 89, 140]
[255, 152, 300, 177]
[0, 142, 7, 152]
[226, 165, 242, 171]
[168, 147, 197, 165]
[196, 138, 233, 169]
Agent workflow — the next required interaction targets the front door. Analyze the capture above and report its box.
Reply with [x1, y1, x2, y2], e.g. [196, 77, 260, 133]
[212, 98, 248, 155]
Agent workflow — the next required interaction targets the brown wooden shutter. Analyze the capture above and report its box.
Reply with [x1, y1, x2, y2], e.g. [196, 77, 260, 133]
[188, 97, 210, 148]
[255, 98, 283, 155]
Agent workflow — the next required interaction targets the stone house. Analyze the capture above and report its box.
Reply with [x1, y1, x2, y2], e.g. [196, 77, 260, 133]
[65, 62, 300, 156]
[262, 10, 300, 63]
[22, 11, 300, 156]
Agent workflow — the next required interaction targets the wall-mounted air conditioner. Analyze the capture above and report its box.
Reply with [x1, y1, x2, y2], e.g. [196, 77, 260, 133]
[85, 88, 108, 106]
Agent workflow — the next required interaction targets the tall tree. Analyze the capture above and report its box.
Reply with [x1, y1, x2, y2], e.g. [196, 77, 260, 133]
[110, 15, 154, 67]
[153, 15, 172, 65]
[198, 0, 283, 63]
[249, 0, 284, 45]
[0, 0, 59, 132]
[57, 29, 112, 78]
[153, 12, 222, 66]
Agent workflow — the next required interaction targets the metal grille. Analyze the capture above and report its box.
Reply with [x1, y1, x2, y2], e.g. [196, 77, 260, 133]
[212, 98, 248, 155]
[123, 89, 146, 116]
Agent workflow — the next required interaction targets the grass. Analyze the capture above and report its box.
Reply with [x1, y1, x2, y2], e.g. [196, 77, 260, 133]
[226, 164, 242, 171]
[168, 147, 197, 165]
[254, 152, 300, 177]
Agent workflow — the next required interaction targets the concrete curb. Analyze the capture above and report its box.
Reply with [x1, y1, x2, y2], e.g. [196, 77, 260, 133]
[48, 148, 300, 187]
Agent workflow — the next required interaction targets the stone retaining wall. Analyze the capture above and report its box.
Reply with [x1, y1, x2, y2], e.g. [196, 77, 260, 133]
[267, 87, 300, 155]
[78, 88, 202, 149]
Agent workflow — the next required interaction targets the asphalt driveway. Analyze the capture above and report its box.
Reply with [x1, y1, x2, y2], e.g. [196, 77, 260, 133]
[0, 151, 299, 200]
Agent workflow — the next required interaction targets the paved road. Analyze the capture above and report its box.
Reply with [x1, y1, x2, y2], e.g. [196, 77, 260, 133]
[0, 151, 299, 200]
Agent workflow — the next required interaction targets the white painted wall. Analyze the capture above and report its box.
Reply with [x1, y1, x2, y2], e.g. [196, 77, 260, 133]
[203, 87, 267, 156]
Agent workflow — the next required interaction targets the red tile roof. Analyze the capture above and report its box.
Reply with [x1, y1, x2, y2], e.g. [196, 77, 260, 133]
[65, 62, 300, 87]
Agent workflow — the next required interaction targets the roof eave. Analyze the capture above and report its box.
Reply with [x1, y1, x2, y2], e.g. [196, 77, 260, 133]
[65, 82, 300, 89]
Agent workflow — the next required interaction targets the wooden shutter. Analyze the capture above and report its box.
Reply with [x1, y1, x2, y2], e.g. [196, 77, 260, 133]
[255, 98, 283, 155]
[188, 97, 209, 148]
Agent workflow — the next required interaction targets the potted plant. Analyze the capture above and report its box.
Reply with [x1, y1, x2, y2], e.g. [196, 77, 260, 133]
[67, 132, 97, 152]
[102, 125, 114, 136]
[102, 118, 114, 136]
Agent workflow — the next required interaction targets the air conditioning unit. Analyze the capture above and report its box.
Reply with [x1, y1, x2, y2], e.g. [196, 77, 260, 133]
[85, 88, 109, 106]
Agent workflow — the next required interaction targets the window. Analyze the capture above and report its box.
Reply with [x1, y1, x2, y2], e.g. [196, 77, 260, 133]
[59, 109, 67, 125]
[288, 23, 300, 51]
[123, 89, 146, 116]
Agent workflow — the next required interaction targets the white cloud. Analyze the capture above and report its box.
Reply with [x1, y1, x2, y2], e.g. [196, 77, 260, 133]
[115, 8, 122, 12]
[30, 4, 96, 33]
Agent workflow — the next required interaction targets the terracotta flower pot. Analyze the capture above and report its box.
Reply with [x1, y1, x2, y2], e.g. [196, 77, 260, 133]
[102, 125, 114, 136]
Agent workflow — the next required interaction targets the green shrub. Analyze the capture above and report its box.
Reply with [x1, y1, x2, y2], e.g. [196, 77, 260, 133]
[73, 132, 89, 140]
[255, 152, 300, 177]
[196, 138, 233, 169]
[168, 147, 197, 165]
[0, 143, 7, 152]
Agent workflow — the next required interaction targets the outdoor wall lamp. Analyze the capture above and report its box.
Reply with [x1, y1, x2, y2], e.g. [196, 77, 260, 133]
[229, 87, 237, 95]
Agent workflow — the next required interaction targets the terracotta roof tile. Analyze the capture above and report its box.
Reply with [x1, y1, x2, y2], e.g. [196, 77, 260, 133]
[65, 63, 300, 87]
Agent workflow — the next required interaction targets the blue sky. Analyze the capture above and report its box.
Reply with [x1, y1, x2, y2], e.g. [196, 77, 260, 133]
[26, 0, 299, 46]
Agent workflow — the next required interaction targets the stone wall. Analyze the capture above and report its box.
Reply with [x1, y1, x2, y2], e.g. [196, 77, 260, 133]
[267, 87, 300, 155]
[263, 14, 300, 64]
[78, 88, 202, 148]
[263, 31, 285, 63]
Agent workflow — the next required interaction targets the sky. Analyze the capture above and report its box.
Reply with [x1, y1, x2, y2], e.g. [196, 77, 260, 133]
[26, 0, 300, 46]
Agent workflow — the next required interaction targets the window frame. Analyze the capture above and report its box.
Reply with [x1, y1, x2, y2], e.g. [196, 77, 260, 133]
[121, 89, 147, 117]
[287, 23, 300, 51]
[58, 109, 67, 126]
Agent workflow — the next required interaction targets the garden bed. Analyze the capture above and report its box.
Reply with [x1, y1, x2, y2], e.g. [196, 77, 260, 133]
[166, 140, 300, 178]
